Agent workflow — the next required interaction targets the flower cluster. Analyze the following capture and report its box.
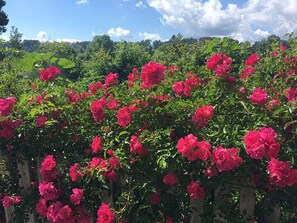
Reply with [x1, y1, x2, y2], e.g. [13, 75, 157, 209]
[192, 105, 214, 127]
[90, 97, 107, 122]
[176, 134, 212, 161]
[97, 203, 115, 223]
[0, 97, 16, 117]
[130, 135, 148, 156]
[163, 174, 178, 187]
[172, 72, 201, 96]
[91, 136, 103, 153]
[186, 181, 205, 200]
[40, 66, 61, 82]
[2, 195, 21, 208]
[211, 146, 243, 172]
[249, 88, 268, 105]
[37, 156, 91, 222]
[141, 61, 166, 89]
[0, 118, 22, 139]
[244, 127, 280, 159]
[267, 158, 297, 188]
[206, 53, 232, 77]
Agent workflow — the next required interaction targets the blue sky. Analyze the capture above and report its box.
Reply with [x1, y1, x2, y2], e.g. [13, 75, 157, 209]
[1, 0, 296, 42]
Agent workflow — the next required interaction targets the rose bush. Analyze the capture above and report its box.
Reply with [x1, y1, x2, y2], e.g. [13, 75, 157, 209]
[0, 37, 297, 223]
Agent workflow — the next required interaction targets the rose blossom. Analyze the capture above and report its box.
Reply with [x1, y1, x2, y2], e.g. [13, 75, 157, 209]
[186, 181, 205, 200]
[96, 203, 114, 223]
[192, 105, 213, 127]
[91, 136, 103, 153]
[249, 88, 268, 105]
[211, 146, 243, 171]
[70, 188, 84, 206]
[141, 61, 166, 89]
[0, 97, 16, 116]
[267, 158, 297, 188]
[244, 127, 280, 159]
[116, 107, 132, 127]
[163, 174, 178, 186]
[36, 116, 48, 127]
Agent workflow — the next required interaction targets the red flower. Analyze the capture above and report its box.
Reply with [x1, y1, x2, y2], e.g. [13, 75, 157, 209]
[0, 125, 15, 139]
[176, 134, 211, 161]
[176, 134, 198, 160]
[192, 105, 213, 127]
[196, 141, 212, 161]
[165, 217, 174, 223]
[96, 203, 114, 223]
[89, 82, 103, 94]
[130, 135, 148, 156]
[284, 86, 297, 103]
[206, 53, 232, 77]
[141, 61, 166, 89]
[0, 97, 16, 116]
[267, 158, 297, 188]
[40, 155, 58, 181]
[245, 54, 260, 66]
[244, 127, 280, 159]
[172, 81, 185, 95]
[41, 155, 56, 171]
[2, 195, 21, 208]
[249, 88, 268, 105]
[109, 156, 120, 169]
[116, 107, 131, 128]
[58, 205, 74, 221]
[36, 116, 48, 127]
[91, 136, 103, 153]
[186, 181, 205, 200]
[150, 191, 160, 205]
[211, 146, 243, 171]
[163, 174, 178, 186]
[105, 72, 118, 87]
[46, 201, 63, 222]
[40, 66, 61, 82]
[70, 188, 83, 206]
[267, 99, 280, 111]
[107, 99, 118, 110]
[36, 198, 47, 216]
[128, 68, 139, 88]
[69, 163, 83, 182]
[38, 180, 60, 201]
[90, 97, 107, 122]
[241, 66, 255, 80]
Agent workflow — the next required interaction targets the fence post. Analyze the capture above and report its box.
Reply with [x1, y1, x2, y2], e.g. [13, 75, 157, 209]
[213, 185, 230, 222]
[190, 199, 203, 223]
[263, 206, 280, 223]
[239, 183, 256, 220]
[17, 159, 35, 223]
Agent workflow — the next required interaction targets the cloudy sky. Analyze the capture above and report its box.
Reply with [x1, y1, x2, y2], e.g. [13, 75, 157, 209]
[1, 0, 296, 42]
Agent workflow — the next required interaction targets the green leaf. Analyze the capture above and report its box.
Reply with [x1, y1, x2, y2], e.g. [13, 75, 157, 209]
[58, 58, 75, 69]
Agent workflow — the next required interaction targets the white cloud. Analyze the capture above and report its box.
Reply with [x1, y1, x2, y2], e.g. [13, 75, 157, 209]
[0, 35, 9, 41]
[107, 27, 131, 38]
[55, 38, 81, 43]
[91, 31, 97, 36]
[146, 0, 297, 41]
[37, 31, 48, 42]
[136, 1, 146, 8]
[76, 0, 89, 5]
[139, 32, 161, 41]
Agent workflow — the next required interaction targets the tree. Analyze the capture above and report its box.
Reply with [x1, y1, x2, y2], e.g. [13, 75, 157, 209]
[0, 0, 8, 35]
[87, 34, 114, 53]
[9, 26, 23, 50]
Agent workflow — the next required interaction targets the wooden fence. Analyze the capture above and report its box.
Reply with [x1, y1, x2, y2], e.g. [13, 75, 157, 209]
[2, 158, 281, 223]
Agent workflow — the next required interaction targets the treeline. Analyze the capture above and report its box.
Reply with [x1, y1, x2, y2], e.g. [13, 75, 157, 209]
[0, 33, 292, 83]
